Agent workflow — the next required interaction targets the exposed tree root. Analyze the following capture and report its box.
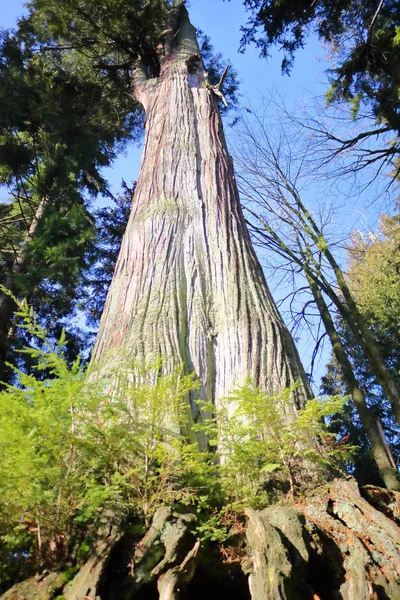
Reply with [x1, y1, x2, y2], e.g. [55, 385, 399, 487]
[361, 484, 400, 525]
[246, 478, 400, 600]
[0, 572, 64, 600]
[64, 530, 120, 600]
[133, 507, 200, 600]
[2, 479, 400, 600]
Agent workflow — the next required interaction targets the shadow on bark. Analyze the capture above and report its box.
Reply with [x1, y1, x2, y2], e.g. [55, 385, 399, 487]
[181, 546, 250, 600]
[305, 528, 345, 599]
[97, 535, 251, 600]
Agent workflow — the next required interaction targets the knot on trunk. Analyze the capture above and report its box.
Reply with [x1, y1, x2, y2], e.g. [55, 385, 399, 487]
[185, 54, 202, 74]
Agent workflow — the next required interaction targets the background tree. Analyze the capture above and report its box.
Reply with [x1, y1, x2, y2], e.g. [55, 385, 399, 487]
[322, 214, 400, 477]
[234, 108, 400, 489]
[347, 213, 400, 333]
[0, 29, 141, 378]
[82, 182, 134, 329]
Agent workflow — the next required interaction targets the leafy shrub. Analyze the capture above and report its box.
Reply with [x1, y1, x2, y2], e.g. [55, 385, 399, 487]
[196, 381, 355, 508]
[0, 298, 215, 584]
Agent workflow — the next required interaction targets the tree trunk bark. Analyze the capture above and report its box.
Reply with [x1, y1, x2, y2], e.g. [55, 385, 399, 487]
[92, 5, 310, 433]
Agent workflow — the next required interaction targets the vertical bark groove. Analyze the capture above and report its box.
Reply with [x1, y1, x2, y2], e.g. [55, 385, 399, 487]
[92, 6, 310, 427]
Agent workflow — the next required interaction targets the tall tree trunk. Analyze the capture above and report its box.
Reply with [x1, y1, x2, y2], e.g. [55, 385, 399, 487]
[92, 5, 310, 430]
[0, 197, 47, 383]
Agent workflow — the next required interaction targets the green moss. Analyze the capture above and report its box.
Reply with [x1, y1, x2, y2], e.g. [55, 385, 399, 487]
[77, 539, 91, 564]
[135, 197, 183, 222]
[61, 566, 79, 585]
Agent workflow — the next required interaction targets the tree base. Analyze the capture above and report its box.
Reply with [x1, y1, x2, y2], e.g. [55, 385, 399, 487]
[2, 479, 399, 600]
[246, 478, 400, 599]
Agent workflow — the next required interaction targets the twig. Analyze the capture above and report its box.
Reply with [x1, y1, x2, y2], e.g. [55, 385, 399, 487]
[206, 64, 230, 107]
[368, 0, 385, 42]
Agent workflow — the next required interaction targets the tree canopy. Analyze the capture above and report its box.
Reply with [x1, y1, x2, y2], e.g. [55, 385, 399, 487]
[0, 24, 141, 374]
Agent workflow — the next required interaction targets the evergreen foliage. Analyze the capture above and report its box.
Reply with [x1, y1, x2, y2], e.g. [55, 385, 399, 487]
[2, 0, 397, 591]
[23, 0, 172, 78]
[347, 214, 400, 335]
[239, 0, 400, 127]
[83, 182, 134, 327]
[20, 0, 239, 114]
[0, 23, 141, 374]
[197, 382, 354, 508]
[0, 301, 215, 588]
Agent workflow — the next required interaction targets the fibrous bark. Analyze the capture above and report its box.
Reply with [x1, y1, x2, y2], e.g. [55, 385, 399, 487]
[92, 4, 310, 433]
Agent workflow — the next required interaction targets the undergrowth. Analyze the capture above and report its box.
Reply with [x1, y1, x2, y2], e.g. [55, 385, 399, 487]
[0, 297, 355, 589]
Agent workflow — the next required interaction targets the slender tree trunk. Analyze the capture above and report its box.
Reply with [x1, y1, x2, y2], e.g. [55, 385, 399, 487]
[307, 276, 400, 491]
[92, 5, 310, 432]
[0, 197, 47, 382]
[280, 186, 400, 427]
[297, 193, 400, 426]
[322, 245, 400, 426]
